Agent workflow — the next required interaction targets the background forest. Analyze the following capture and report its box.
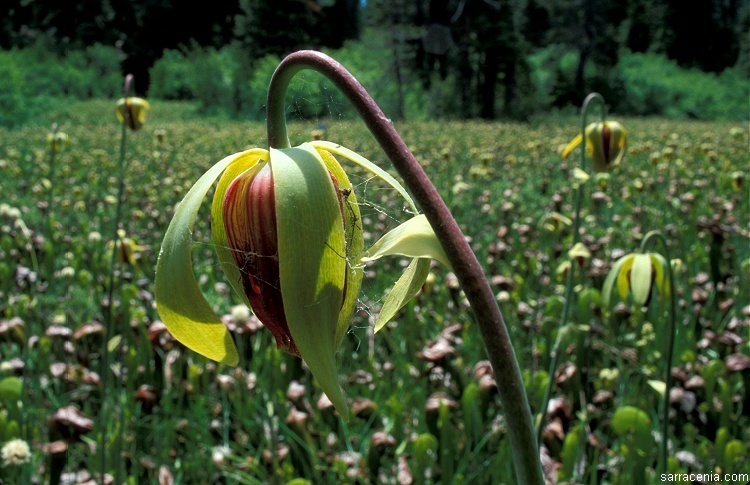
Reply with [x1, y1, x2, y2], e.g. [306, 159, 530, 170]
[1, 0, 748, 127]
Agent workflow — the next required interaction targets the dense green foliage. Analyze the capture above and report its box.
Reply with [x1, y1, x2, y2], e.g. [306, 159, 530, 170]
[0, 99, 748, 483]
[1, 37, 746, 129]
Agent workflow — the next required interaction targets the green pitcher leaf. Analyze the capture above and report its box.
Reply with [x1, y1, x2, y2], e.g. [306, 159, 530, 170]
[363, 214, 451, 268]
[0, 377, 22, 403]
[374, 258, 431, 332]
[611, 405, 651, 437]
[155, 151, 248, 366]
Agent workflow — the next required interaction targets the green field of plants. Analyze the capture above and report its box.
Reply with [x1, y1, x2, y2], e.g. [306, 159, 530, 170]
[0, 96, 748, 484]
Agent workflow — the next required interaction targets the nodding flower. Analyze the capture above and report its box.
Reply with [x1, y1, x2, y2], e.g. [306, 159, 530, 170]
[562, 121, 627, 173]
[116, 97, 150, 131]
[47, 131, 70, 155]
[602, 252, 670, 308]
[155, 141, 450, 418]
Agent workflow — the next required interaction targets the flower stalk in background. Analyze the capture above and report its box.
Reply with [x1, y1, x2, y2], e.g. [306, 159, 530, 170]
[537, 92, 626, 450]
[602, 230, 677, 475]
[100, 74, 149, 483]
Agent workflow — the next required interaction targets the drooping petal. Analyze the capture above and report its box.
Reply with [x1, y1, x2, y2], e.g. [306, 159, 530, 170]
[311, 142, 453, 334]
[272, 145, 349, 419]
[310, 141, 418, 213]
[362, 215, 449, 332]
[603, 254, 632, 308]
[650, 253, 670, 297]
[630, 253, 654, 306]
[561, 134, 583, 159]
[155, 151, 268, 366]
[363, 214, 451, 268]
[374, 258, 431, 332]
[315, 148, 365, 348]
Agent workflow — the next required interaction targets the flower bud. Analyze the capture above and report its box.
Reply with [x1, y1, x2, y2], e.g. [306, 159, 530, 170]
[602, 252, 669, 308]
[156, 141, 447, 419]
[562, 121, 627, 172]
[47, 132, 70, 155]
[116, 97, 150, 131]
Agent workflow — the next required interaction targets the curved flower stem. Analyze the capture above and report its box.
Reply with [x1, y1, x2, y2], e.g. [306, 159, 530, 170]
[267, 51, 543, 484]
[639, 230, 677, 475]
[536, 93, 605, 449]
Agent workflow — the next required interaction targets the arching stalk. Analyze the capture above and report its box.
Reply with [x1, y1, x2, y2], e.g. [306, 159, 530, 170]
[267, 51, 543, 484]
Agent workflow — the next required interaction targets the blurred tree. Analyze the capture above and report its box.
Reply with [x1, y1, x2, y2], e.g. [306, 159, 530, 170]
[542, 0, 627, 105]
[234, 0, 360, 59]
[0, 0, 241, 93]
[364, 0, 426, 119]
[661, 0, 743, 72]
[414, 0, 530, 119]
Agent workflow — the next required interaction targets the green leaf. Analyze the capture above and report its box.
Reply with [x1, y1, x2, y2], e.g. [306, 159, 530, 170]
[315, 148, 365, 348]
[560, 424, 584, 480]
[155, 151, 260, 366]
[374, 258, 431, 332]
[273, 145, 349, 420]
[650, 253, 670, 297]
[414, 433, 439, 472]
[630, 253, 654, 306]
[363, 214, 451, 268]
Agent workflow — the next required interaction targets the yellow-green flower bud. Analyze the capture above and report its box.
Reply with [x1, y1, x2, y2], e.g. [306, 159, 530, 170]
[47, 132, 70, 155]
[562, 121, 627, 172]
[116, 97, 150, 131]
[602, 252, 669, 308]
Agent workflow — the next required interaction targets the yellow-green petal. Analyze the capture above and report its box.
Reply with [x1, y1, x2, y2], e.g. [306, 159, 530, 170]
[315, 148, 364, 348]
[374, 258, 431, 332]
[603, 254, 632, 308]
[650, 253, 670, 297]
[310, 141, 418, 213]
[363, 214, 451, 268]
[272, 145, 349, 419]
[616, 255, 635, 301]
[561, 134, 583, 159]
[630, 253, 654, 306]
[155, 152, 248, 365]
